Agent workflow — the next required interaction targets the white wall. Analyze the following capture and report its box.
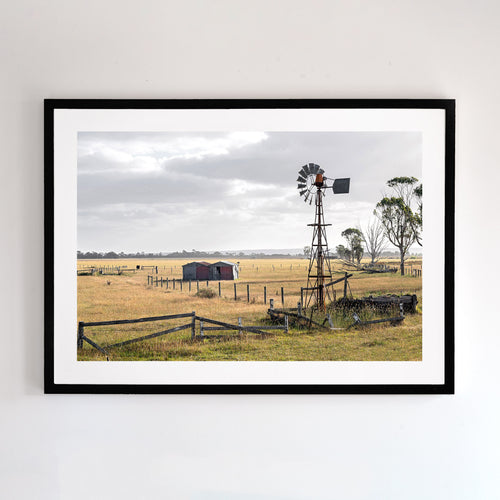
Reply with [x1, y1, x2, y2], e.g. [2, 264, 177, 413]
[1, 1, 499, 498]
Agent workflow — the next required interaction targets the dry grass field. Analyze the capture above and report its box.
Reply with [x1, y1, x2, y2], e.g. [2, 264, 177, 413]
[77, 257, 422, 361]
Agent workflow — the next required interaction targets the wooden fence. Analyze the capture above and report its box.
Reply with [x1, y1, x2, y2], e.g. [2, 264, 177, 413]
[268, 297, 406, 331]
[148, 276, 292, 307]
[146, 267, 421, 309]
[77, 266, 136, 276]
[78, 311, 289, 359]
[268, 299, 336, 331]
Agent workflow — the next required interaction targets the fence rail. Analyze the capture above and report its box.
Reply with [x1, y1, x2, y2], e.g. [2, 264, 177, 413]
[78, 311, 288, 359]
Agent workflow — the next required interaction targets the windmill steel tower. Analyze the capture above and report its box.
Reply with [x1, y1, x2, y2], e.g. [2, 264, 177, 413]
[297, 163, 350, 311]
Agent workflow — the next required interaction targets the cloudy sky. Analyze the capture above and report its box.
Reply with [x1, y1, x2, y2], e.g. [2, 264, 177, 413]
[77, 131, 422, 253]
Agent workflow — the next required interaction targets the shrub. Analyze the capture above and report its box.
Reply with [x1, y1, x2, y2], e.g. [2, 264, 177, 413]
[195, 288, 217, 299]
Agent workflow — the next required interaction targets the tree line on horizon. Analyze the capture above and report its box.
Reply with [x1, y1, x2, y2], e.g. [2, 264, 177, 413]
[77, 249, 305, 260]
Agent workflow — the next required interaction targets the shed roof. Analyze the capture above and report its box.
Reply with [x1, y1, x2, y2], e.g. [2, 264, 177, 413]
[182, 261, 210, 268]
[211, 261, 237, 267]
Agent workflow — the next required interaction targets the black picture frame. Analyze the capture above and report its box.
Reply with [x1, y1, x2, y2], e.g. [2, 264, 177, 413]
[45, 99, 455, 394]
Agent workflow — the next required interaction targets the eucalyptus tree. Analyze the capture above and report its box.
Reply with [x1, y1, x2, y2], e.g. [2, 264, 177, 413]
[341, 228, 364, 265]
[374, 176, 421, 275]
[413, 183, 423, 246]
[335, 244, 351, 262]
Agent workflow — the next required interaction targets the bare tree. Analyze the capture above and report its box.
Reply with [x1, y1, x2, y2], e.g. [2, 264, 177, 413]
[360, 219, 386, 265]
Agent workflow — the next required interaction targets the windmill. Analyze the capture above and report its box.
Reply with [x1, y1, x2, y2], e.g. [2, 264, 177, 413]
[298, 163, 350, 311]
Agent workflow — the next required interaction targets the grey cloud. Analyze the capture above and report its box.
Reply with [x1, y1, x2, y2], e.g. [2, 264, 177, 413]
[78, 131, 421, 252]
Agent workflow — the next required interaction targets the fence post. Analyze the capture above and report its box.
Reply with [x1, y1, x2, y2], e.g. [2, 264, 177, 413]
[160, 277, 163, 287]
[156, 266, 158, 274]
[234, 283, 237, 301]
[344, 272, 348, 298]
[200, 320, 204, 338]
[264, 286, 267, 304]
[166, 277, 169, 289]
[206, 280, 209, 287]
[270, 298, 274, 310]
[189, 280, 192, 292]
[300, 288, 304, 308]
[173, 280, 175, 290]
[326, 313, 334, 328]
[197, 280, 200, 292]
[281, 287, 284, 306]
[297, 301, 302, 317]
[219, 282, 221, 297]
[77, 322, 84, 349]
[247, 284, 250, 302]
[284, 315, 289, 333]
[191, 311, 196, 340]
[180, 280, 183, 291]
[147, 275, 150, 285]
[238, 317, 242, 335]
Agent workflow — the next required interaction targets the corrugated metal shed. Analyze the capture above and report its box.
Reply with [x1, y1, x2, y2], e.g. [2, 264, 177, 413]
[182, 261, 239, 281]
[182, 261, 210, 281]
[209, 261, 239, 280]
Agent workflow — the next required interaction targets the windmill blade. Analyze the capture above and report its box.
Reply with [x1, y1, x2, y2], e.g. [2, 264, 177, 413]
[318, 168, 324, 175]
[304, 192, 310, 202]
[297, 175, 306, 182]
[299, 165, 308, 177]
[303, 164, 310, 176]
[310, 163, 320, 174]
[299, 189, 308, 196]
[297, 183, 306, 189]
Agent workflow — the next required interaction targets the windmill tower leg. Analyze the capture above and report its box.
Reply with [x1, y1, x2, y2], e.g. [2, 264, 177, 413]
[305, 187, 333, 312]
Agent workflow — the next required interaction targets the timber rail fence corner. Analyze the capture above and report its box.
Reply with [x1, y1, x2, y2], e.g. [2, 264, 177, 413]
[77, 311, 289, 360]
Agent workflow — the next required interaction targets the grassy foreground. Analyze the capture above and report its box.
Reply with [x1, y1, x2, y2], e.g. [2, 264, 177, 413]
[77, 257, 422, 361]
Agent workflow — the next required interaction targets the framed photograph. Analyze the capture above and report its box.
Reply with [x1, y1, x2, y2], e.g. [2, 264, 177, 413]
[45, 99, 454, 394]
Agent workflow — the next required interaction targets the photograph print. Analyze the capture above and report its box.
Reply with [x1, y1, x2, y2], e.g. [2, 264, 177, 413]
[45, 100, 454, 393]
